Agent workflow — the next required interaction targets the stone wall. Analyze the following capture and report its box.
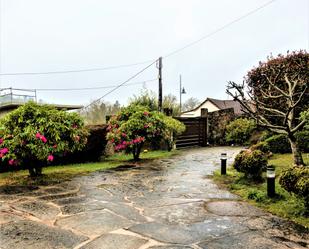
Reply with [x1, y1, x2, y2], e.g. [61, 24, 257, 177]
[207, 108, 236, 145]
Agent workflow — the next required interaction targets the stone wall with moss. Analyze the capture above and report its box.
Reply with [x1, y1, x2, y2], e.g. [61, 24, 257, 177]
[207, 108, 236, 145]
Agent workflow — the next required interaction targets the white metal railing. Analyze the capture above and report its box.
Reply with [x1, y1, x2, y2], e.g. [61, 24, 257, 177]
[0, 88, 37, 106]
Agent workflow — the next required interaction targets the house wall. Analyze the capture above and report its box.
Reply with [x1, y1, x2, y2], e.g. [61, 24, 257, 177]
[181, 101, 219, 117]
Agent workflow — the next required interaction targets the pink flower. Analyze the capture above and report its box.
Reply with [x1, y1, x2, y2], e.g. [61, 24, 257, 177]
[121, 133, 127, 137]
[144, 124, 149, 128]
[53, 144, 57, 149]
[40, 136, 47, 143]
[9, 159, 15, 165]
[143, 111, 149, 116]
[35, 132, 41, 139]
[47, 155, 54, 162]
[75, 135, 80, 141]
[0, 148, 9, 154]
[0, 138, 3, 144]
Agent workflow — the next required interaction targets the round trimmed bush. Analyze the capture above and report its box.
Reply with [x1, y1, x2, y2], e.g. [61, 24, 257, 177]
[279, 166, 309, 211]
[250, 141, 270, 154]
[233, 149, 268, 180]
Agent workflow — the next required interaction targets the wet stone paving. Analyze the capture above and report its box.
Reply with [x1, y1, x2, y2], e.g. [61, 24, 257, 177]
[0, 147, 308, 249]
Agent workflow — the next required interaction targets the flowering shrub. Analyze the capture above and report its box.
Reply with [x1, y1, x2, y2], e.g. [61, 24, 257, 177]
[106, 105, 185, 160]
[0, 102, 88, 177]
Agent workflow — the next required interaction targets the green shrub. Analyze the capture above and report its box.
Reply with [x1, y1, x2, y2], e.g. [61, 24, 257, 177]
[253, 131, 308, 154]
[0, 102, 88, 177]
[295, 130, 309, 153]
[250, 141, 270, 154]
[225, 118, 256, 145]
[106, 105, 184, 160]
[279, 166, 309, 211]
[247, 189, 266, 202]
[264, 134, 291, 154]
[259, 130, 275, 142]
[233, 149, 268, 180]
[56, 125, 108, 164]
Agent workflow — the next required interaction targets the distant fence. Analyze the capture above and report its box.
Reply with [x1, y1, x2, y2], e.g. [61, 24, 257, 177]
[174, 109, 208, 148]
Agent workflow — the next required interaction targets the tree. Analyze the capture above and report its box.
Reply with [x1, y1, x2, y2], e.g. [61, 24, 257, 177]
[129, 89, 158, 111]
[106, 105, 185, 160]
[182, 97, 200, 112]
[227, 51, 309, 166]
[79, 100, 121, 125]
[129, 88, 181, 115]
[0, 102, 88, 177]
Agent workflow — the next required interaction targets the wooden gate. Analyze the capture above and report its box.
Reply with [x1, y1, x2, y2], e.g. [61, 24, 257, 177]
[175, 116, 207, 148]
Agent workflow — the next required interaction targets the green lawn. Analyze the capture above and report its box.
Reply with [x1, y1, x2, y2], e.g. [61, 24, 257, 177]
[0, 150, 179, 187]
[213, 153, 309, 228]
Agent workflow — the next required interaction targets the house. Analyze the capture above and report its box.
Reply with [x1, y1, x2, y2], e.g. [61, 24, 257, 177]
[180, 97, 243, 117]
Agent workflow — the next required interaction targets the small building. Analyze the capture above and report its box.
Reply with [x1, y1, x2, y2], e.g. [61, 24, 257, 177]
[180, 97, 243, 117]
[0, 88, 82, 118]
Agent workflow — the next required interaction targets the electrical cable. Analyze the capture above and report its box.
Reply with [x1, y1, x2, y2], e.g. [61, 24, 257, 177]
[164, 0, 277, 58]
[0, 0, 276, 76]
[0, 60, 155, 76]
[82, 60, 157, 110]
[24, 78, 157, 91]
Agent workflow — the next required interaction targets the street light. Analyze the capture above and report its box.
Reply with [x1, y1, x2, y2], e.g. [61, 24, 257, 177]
[179, 75, 186, 113]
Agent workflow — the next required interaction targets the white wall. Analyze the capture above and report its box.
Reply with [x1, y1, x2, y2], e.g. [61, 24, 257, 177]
[181, 101, 219, 117]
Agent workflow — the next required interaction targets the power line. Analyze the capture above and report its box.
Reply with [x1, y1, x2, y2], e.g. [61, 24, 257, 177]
[0, 59, 155, 76]
[0, 0, 276, 77]
[83, 60, 157, 110]
[164, 0, 277, 58]
[27, 78, 157, 91]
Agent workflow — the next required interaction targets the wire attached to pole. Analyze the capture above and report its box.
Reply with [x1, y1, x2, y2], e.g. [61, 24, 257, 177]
[82, 60, 157, 110]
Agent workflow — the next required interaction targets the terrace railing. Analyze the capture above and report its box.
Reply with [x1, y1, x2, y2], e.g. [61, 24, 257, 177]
[0, 88, 37, 106]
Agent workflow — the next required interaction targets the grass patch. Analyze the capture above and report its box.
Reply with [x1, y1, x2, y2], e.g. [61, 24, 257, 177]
[0, 150, 178, 187]
[213, 153, 309, 228]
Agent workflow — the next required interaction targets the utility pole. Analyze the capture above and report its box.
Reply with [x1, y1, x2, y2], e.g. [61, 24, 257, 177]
[179, 75, 182, 112]
[157, 57, 163, 112]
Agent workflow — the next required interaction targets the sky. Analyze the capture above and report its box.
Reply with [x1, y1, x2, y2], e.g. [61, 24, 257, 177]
[0, 0, 308, 107]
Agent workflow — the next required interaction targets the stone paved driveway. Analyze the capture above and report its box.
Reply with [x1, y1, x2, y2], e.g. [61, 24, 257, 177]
[0, 147, 308, 249]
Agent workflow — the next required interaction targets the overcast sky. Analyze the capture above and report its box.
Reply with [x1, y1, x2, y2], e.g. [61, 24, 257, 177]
[0, 0, 308, 106]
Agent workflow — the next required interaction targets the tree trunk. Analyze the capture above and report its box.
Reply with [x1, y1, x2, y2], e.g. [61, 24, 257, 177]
[288, 135, 305, 166]
[28, 160, 43, 177]
[132, 143, 143, 161]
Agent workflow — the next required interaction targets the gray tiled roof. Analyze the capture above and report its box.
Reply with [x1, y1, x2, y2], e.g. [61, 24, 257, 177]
[207, 98, 244, 115]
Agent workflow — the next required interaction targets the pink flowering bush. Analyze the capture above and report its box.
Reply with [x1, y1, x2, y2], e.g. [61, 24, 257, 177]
[0, 102, 88, 177]
[106, 105, 185, 160]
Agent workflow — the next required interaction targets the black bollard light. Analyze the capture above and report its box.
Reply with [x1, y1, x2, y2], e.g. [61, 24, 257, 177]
[267, 166, 276, 197]
[220, 153, 227, 175]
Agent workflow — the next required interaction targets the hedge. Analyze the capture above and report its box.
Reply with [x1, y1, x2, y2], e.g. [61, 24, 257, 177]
[54, 124, 108, 164]
[260, 131, 309, 154]
[0, 124, 108, 172]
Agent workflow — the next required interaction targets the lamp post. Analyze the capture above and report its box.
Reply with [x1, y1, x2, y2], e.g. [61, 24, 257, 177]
[179, 75, 186, 113]
[267, 166, 276, 197]
[220, 153, 227, 175]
